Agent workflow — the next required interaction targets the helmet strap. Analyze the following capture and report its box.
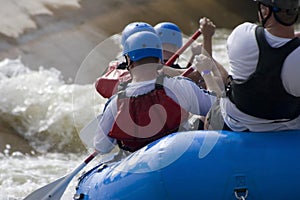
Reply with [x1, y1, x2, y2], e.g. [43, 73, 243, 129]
[258, 2, 273, 27]
[124, 55, 133, 71]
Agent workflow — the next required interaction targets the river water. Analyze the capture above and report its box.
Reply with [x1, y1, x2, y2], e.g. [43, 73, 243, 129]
[2, 20, 300, 198]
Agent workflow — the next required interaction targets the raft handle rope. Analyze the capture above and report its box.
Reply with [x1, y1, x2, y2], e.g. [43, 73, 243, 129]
[234, 188, 248, 200]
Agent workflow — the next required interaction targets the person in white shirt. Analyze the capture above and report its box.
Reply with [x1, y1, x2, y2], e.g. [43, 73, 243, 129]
[195, 0, 300, 132]
[94, 31, 216, 154]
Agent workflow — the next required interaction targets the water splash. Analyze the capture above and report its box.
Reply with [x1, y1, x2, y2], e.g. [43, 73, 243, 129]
[0, 58, 106, 153]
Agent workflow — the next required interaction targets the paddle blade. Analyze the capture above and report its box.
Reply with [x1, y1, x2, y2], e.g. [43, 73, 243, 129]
[24, 175, 68, 200]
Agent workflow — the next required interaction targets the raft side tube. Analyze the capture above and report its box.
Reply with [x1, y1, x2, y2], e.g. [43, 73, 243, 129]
[74, 130, 300, 200]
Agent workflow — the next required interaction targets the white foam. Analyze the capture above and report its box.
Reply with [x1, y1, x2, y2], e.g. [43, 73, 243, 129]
[0, 0, 81, 38]
[0, 58, 106, 153]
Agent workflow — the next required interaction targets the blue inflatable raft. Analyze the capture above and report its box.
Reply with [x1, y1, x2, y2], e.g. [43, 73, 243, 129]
[73, 130, 300, 199]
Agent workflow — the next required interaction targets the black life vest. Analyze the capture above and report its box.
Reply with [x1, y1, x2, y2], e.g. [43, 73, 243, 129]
[108, 75, 189, 152]
[228, 26, 300, 120]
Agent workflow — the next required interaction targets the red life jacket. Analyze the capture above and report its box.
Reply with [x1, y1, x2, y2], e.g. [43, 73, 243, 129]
[108, 75, 189, 152]
[95, 61, 131, 98]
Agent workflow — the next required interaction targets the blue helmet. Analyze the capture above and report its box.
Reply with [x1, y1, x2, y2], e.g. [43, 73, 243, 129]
[123, 31, 163, 62]
[121, 22, 156, 46]
[154, 22, 183, 48]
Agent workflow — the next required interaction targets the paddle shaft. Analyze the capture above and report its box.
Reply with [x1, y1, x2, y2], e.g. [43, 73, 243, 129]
[165, 29, 202, 67]
[181, 65, 196, 77]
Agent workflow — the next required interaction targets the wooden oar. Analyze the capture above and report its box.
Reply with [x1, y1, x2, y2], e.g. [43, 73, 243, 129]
[23, 151, 98, 200]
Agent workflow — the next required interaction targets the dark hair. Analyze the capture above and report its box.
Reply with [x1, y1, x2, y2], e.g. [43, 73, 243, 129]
[273, 7, 299, 26]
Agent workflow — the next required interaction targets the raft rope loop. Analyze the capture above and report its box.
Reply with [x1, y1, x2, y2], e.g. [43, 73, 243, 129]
[234, 188, 248, 200]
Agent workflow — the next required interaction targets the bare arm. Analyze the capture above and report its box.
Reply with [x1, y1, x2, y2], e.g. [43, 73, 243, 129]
[186, 18, 215, 69]
[186, 43, 202, 68]
[162, 66, 186, 76]
[180, 17, 217, 86]
[212, 59, 228, 84]
[164, 17, 228, 88]
[199, 17, 215, 57]
[194, 54, 223, 97]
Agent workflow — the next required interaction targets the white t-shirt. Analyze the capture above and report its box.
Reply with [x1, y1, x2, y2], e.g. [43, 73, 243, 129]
[94, 76, 216, 153]
[221, 22, 300, 132]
